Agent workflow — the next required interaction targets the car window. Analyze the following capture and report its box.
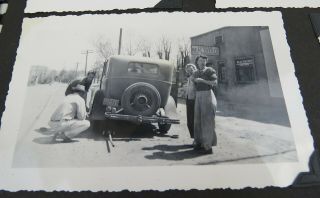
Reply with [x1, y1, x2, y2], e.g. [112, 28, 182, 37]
[128, 62, 159, 74]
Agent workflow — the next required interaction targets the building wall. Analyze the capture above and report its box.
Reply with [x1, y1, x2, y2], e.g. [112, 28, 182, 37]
[190, 29, 221, 65]
[260, 28, 284, 98]
[190, 26, 284, 106]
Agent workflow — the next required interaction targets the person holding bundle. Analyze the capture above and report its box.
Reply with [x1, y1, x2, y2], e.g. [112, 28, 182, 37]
[193, 55, 218, 154]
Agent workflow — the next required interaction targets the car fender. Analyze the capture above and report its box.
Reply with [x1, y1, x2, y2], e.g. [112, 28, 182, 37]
[89, 90, 106, 120]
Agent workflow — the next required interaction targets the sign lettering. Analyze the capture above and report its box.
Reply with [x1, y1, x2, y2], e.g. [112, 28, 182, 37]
[191, 45, 219, 56]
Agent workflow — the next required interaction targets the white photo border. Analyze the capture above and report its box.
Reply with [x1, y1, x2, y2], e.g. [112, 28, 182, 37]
[0, 11, 314, 191]
[25, 0, 161, 13]
[216, 0, 320, 8]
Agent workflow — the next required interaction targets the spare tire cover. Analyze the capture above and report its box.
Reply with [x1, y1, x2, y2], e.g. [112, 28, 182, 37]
[121, 82, 161, 116]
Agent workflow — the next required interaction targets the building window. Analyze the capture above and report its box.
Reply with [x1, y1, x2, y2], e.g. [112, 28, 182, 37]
[215, 35, 223, 45]
[217, 61, 227, 83]
[235, 57, 256, 83]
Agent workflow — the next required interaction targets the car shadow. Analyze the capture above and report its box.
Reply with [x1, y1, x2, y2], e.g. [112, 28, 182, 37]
[143, 144, 206, 161]
[35, 120, 178, 143]
[79, 121, 178, 141]
[143, 144, 192, 152]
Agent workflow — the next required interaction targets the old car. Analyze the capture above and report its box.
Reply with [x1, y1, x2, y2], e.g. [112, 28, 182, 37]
[89, 55, 179, 134]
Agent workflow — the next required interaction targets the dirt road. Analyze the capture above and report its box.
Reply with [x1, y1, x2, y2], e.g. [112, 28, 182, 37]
[12, 83, 297, 168]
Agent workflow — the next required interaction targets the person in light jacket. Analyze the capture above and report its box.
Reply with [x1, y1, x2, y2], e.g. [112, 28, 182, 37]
[48, 83, 90, 142]
[185, 63, 197, 139]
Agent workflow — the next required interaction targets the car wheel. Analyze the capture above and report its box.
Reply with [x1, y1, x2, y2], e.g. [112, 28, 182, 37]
[121, 82, 161, 116]
[158, 123, 171, 134]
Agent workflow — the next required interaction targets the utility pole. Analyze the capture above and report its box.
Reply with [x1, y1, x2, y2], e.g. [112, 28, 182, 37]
[75, 62, 79, 78]
[81, 50, 93, 75]
[118, 28, 123, 55]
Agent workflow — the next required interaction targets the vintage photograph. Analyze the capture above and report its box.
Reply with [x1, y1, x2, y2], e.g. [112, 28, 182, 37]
[0, 12, 314, 191]
[11, 14, 298, 168]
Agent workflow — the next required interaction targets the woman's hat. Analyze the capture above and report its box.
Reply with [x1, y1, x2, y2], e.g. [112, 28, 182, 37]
[72, 84, 86, 92]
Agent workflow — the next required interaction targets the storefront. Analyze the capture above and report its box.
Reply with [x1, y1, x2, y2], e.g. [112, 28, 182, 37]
[190, 26, 284, 106]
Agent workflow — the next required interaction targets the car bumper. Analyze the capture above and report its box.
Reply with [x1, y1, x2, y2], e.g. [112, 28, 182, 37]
[105, 113, 180, 125]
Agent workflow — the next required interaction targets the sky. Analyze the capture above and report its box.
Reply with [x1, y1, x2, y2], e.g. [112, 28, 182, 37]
[16, 12, 279, 72]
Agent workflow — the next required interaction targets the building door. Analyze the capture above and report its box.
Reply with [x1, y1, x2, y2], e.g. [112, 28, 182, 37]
[235, 56, 256, 83]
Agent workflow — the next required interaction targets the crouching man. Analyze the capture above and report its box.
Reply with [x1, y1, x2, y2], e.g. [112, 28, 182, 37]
[48, 83, 90, 142]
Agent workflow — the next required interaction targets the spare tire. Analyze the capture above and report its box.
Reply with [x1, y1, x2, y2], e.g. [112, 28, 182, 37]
[121, 82, 161, 116]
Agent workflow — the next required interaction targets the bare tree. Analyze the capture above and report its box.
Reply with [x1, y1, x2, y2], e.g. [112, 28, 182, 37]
[177, 38, 191, 69]
[123, 30, 140, 56]
[91, 60, 104, 83]
[162, 36, 172, 61]
[93, 36, 115, 60]
[137, 38, 152, 57]
[156, 43, 163, 59]
[156, 36, 172, 60]
[125, 40, 136, 56]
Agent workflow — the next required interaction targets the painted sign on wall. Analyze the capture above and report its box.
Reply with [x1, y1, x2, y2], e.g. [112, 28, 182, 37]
[191, 45, 219, 56]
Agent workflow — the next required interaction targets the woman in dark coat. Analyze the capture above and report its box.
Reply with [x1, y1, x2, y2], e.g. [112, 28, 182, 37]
[193, 55, 218, 154]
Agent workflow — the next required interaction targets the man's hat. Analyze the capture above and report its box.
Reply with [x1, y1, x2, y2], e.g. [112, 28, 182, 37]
[71, 84, 86, 92]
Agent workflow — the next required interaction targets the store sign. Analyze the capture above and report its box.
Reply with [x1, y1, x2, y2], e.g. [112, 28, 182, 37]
[235, 57, 254, 66]
[191, 45, 219, 56]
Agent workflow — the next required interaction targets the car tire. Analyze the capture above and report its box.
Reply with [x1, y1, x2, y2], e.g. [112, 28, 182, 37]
[158, 123, 171, 134]
[89, 90, 105, 120]
[121, 82, 161, 116]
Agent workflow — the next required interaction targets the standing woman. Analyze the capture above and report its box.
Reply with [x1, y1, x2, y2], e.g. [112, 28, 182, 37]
[185, 64, 197, 140]
[193, 55, 218, 154]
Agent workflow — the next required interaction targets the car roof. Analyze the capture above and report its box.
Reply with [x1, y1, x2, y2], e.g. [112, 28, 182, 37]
[109, 55, 174, 69]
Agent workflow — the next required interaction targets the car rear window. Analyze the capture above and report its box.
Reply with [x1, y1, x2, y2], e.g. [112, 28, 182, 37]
[128, 62, 159, 74]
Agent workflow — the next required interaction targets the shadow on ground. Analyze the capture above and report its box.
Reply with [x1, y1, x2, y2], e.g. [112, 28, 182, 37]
[78, 121, 179, 141]
[34, 119, 179, 144]
[33, 136, 79, 144]
[143, 144, 206, 161]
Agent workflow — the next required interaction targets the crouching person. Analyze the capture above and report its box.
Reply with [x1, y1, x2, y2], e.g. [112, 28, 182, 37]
[48, 83, 90, 142]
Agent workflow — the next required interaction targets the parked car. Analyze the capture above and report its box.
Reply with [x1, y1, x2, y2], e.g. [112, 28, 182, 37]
[89, 55, 179, 134]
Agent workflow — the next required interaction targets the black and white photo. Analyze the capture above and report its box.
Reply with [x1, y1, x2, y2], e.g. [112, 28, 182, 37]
[0, 11, 314, 191]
